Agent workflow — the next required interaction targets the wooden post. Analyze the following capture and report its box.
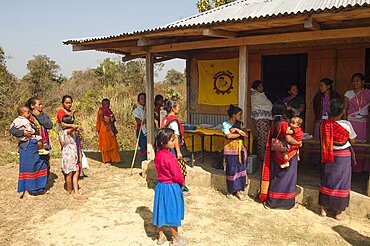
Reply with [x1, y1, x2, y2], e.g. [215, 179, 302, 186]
[186, 58, 191, 123]
[239, 45, 248, 124]
[146, 53, 155, 161]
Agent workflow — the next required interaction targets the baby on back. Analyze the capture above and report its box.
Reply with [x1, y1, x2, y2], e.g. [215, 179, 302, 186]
[10, 106, 49, 155]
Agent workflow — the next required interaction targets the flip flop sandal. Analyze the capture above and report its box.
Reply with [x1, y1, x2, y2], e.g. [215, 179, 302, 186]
[157, 236, 167, 245]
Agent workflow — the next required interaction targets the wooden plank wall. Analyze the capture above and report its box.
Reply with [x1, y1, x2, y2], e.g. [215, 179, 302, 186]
[306, 48, 365, 134]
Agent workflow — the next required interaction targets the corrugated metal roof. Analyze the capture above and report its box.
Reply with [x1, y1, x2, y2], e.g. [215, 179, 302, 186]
[64, 0, 370, 44]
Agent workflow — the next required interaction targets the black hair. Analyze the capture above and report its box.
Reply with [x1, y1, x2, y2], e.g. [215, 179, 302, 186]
[252, 80, 263, 90]
[154, 94, 163, 107]
[290, 116, 303, 125]
[137, 93, 146, 101]
[102, 98, 110, 106]
[163, 99, 178, 114]
[351, 73, 365, 82]
[272, 101, 287, 136]
[62, 115, 74, 124]
[25, 97, 39, 110]
[227, 104, 242, 118]
[288, 84, 298, 91]
[155, 128, 175, 149]
[320, 78, 334, 90]
[18, 106, 29, 116]
[329, 98, 345, 117]
[62, 95, 73, 104]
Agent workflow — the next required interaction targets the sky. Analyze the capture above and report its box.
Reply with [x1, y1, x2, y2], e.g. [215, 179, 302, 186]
[0, 0, 199, 81]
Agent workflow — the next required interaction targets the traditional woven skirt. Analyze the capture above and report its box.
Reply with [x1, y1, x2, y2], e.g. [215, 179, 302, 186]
[136, 128, 147, 161]
[266, 155, 298, 209]
[350, 119, 370, 173]
[255, 119, 271, 160]
[224, 140, 247, 194]
[319, 149, 351, 212]
[18, 140, 48, 193]
[152, 182, 184, 227]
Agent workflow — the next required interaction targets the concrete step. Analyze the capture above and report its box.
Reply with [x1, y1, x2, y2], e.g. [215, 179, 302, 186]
[143, 161, 370, 218]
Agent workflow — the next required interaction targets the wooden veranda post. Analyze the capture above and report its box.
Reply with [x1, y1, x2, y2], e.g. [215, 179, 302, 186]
[238, 45, 248, 124]
[145, 52, 155, 161]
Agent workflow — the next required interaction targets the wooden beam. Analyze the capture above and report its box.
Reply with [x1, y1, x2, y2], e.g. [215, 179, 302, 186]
[72, 41, 137, 51]
[140, 27, 370, 55]
[153, 56, 174, 63]
[138, 37, 188, 47]
[238, 46, 248, 124]
[122, 54, 144, 62]
[145, 53, 155, 161]
[203, 28, 237, 38]
[304, 17, 321, 31]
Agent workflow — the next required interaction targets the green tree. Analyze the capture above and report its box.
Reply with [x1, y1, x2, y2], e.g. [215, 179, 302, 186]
[23, 55, 62, 95]
[165, 68, 185, 85]
[0, 47, 27, 127]
[196, 0, 234, 12]
[95, 58, 125, 85]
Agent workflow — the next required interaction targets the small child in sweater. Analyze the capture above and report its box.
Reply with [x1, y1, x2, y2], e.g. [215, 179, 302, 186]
[152, 128, 188, 246]
[281, 116, 303, 168]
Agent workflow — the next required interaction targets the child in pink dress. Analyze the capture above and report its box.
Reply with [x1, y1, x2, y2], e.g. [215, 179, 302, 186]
[152, 128, 188, 246]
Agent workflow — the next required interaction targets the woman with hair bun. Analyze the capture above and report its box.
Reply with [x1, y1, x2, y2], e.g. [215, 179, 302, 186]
[222, 105, 248, 200]
[259, 102, 302, 209]
[319, 99, 356, 219]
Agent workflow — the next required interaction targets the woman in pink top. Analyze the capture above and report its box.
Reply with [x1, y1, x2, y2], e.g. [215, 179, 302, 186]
[152, 128, 188, 246]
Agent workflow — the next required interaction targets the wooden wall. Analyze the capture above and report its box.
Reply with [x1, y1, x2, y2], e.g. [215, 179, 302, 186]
[188, 44, 366, 134]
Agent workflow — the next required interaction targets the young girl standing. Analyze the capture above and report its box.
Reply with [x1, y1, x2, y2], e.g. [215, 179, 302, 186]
[152, 128, 188, 246]
[60, 115, 87, 200]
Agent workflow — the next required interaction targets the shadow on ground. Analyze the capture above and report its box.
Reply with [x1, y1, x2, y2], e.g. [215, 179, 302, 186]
[46, 172, 58, 191]
[84, 150, 141, 169]
[332, 225, 370, 246]
[135, 206, 158, 241]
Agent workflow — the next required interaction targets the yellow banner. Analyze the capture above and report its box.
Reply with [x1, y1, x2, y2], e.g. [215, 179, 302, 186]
[198, 58, 239, 105]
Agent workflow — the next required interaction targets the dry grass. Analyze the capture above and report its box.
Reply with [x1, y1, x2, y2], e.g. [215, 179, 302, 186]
[1, 153, 370, 245]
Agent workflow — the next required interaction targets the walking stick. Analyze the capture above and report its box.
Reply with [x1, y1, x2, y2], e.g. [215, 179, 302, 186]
[130, 116, 144, 176]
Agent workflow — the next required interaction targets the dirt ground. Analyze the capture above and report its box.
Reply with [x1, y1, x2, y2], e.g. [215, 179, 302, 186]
[1, 152, 370, 246]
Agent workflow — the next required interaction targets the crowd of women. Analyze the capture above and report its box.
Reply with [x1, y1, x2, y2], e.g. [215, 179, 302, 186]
[8, 72, 369, 242]
[250, 72, 369, 220]
[10, 95, 93, 200]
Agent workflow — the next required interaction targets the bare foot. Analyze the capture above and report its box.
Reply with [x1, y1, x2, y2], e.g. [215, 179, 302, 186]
[73, 193, 88, 200]
[335, 211, 344, 220]
[21, 191, 35, 199]
[320, 206, 328, 217]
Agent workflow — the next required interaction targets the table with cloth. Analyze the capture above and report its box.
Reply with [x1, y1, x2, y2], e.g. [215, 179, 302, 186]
[184, 127, 253, 164]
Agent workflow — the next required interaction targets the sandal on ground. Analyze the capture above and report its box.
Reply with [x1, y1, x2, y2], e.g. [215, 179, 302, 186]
[335, 211, 344, 220]
[157, 236, 167, 245]
[226, 193, 234, 199]
[170, 236, 188, 246]
[263, 202, 270, 210]
[320, 207, 328, 217]
[236, 193, 246, 201]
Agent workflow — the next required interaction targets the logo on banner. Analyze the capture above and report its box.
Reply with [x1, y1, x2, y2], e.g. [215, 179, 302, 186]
[213, 71, 234, 95]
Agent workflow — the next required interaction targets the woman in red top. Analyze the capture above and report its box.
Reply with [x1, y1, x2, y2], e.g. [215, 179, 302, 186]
[56, 95, 84, 176]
